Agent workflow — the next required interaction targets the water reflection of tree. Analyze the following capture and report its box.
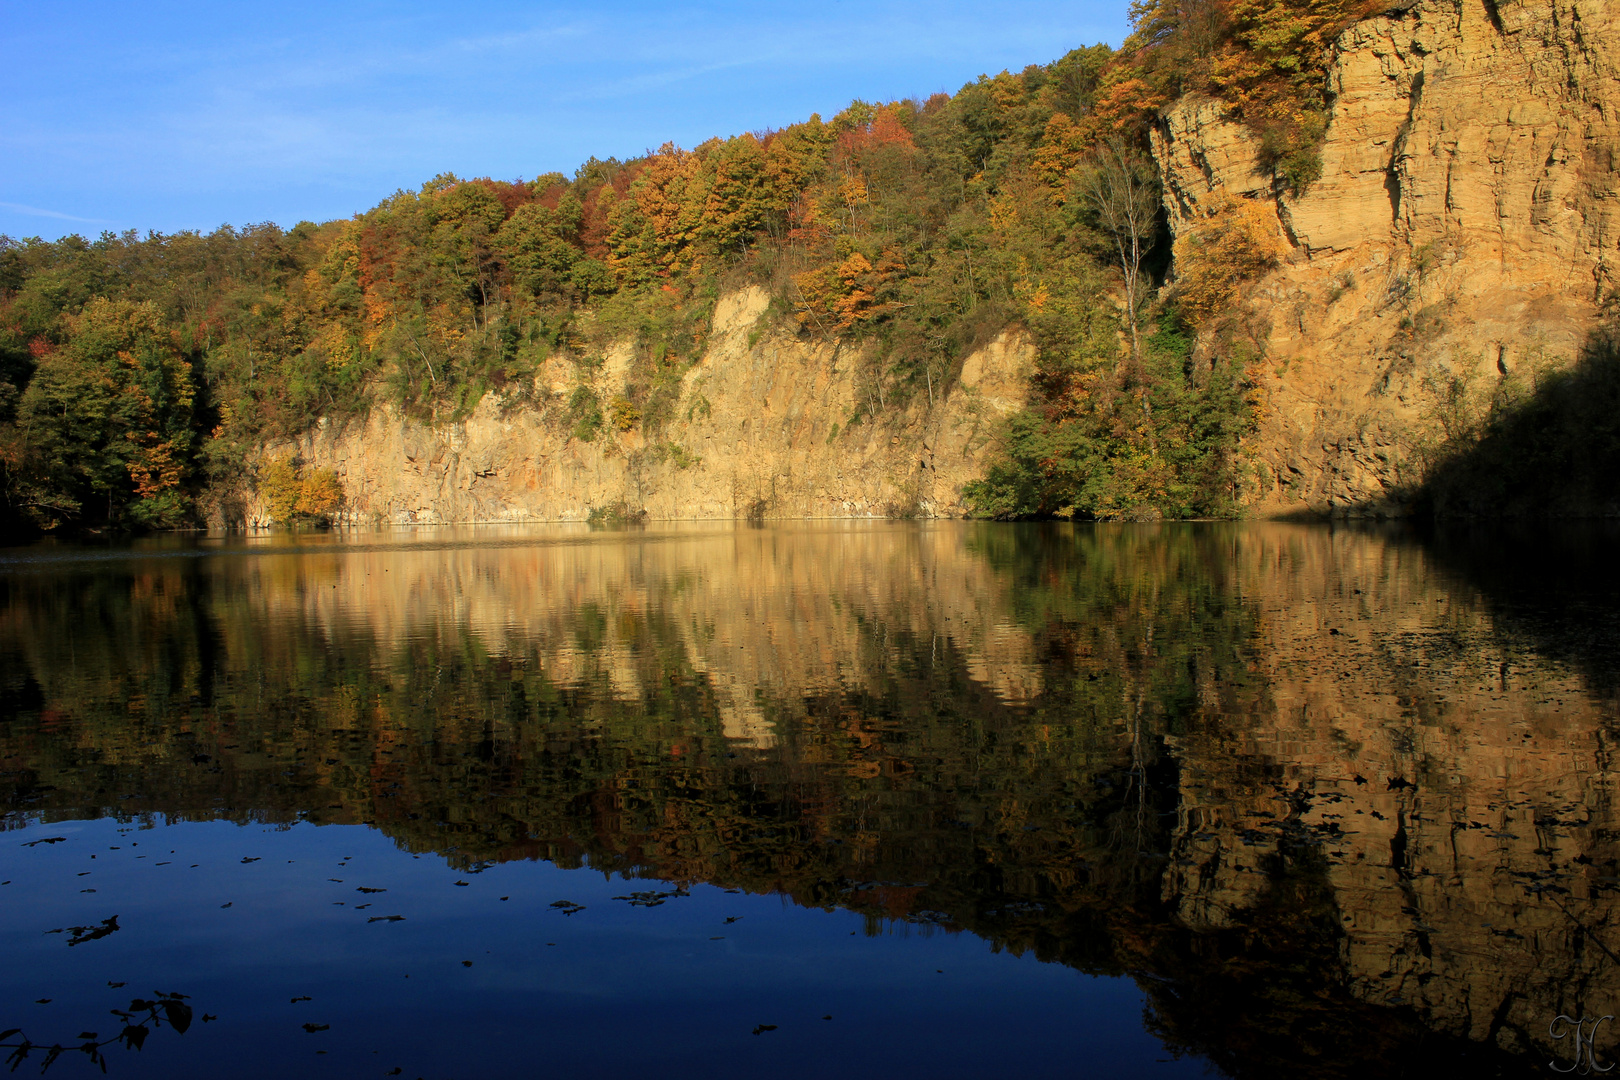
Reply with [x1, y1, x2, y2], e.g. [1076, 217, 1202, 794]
[2, 991, 195, 1074]
[0, 524, 1591, 1077]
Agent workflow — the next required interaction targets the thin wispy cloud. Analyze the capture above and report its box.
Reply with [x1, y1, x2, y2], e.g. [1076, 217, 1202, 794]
[553, 56, 775, 105]
[0, 201, 110, 225]
[1, 0, 1129, 238]
[447, 21, 595, 55]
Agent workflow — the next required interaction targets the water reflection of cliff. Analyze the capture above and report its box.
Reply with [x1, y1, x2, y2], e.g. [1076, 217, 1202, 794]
[1, 522, 1614, 1077]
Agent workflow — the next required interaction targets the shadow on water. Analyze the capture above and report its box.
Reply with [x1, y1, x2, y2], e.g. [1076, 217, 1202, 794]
[1418, 519, 1620, 703]
[0, 521, 1614, 1077]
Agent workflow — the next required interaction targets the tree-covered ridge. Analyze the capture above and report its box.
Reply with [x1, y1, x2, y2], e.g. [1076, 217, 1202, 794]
[0, 0, 1376, 534]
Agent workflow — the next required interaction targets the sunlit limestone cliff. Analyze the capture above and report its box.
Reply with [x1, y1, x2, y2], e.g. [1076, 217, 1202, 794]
[228, 290, 1031, 525]
[1155, 0, 1620, 515]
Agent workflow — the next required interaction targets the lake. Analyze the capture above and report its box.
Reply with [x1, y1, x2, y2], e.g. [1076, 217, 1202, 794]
[1, 521, 1615, 1078]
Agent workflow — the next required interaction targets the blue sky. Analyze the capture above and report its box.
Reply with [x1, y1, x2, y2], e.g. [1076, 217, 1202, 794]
[0, 1, 1129, 241]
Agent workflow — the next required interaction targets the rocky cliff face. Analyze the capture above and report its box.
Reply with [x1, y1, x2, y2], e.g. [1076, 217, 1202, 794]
[224, 287, 1032, 526]
[1153, 0, 1620, 515]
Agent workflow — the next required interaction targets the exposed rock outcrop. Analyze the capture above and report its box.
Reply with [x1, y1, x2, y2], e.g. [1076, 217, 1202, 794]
[1153, 0, 1620, 515]
[223, 287, 1032, 526]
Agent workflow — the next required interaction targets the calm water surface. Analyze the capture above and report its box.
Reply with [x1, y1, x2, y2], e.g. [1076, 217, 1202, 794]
[1, 521, 1617, 1078]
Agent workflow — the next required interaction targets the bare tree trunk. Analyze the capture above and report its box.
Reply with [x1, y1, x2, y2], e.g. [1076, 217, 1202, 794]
[1083, 137, 1161, 382]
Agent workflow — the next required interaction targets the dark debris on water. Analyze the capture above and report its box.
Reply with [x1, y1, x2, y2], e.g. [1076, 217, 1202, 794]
[45, 916, 120, 946]
[612, 888, 688, 907]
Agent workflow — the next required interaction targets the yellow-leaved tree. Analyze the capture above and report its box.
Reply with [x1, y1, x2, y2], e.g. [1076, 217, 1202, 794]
[259, 457, 344, 525]
[1170, 190, 1286, 324]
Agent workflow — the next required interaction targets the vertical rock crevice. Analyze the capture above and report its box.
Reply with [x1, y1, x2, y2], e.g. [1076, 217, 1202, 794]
[1386, 70, 1425, 227]
[1151, 0, 1620, 516]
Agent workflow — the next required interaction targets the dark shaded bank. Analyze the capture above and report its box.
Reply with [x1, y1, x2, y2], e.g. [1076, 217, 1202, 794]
[1416, 519, 1620, 703]
[1419, 318, 1620, 518]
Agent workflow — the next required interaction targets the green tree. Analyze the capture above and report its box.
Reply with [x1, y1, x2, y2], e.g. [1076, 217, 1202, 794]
[13, 298, 198, 528]
[499, 198, 583, 299]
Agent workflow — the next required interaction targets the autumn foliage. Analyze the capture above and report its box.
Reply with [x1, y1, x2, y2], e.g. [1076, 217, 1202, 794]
[1171, 191, 1288, 323]
[1104, 0, 1384, 188]
[0, 0, 1379, 532]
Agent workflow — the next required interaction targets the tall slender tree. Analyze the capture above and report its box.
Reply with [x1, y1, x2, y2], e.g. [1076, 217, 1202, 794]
[1081, 137, 1161, 373]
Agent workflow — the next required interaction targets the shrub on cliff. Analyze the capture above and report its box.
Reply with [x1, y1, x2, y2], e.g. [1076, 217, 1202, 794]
[1170, 190, 1287, 324]
[259, 457, 344, 526]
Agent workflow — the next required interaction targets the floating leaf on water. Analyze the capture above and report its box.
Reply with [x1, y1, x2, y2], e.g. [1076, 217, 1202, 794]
[162, 999, 192, 1034]
[48, 916, 121, 946]
[612, 888, 688, 907]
